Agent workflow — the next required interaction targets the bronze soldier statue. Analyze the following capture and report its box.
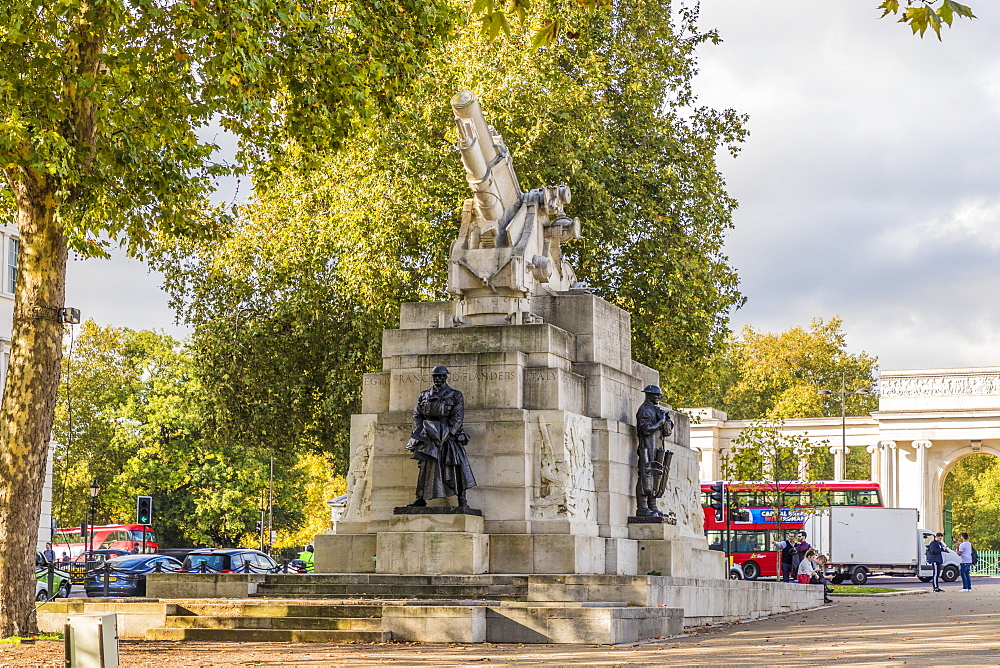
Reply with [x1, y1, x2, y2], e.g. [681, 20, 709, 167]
[635, 384, 675, 517]
[405, 366, 477, 508]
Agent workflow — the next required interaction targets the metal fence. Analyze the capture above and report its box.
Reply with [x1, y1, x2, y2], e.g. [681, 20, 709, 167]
[971, 550, 1000, 576]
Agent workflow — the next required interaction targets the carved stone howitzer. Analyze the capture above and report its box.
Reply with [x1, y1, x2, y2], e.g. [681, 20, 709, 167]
[448, 91, 585, 326]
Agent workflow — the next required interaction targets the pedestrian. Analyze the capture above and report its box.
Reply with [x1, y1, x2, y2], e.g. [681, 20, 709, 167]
[813, 554, 834, 604]
[956, 532, 974, 592]
[42, 542, 56, 563]
[775, 531, 798, 583]
[797, 549, 816, 584]
[927, 532, 950, 592]
[60, 551, 70, 563]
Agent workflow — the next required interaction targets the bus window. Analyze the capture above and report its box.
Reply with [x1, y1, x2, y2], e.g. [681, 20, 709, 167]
[706, 531, 726, 551]
[733, 531, 768, 552]
[829, 491, 849, 505]
[852, 490, 880, 506]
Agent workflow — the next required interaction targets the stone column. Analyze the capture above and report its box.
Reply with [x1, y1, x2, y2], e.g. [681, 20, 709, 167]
[878, 441, 897, 507]
[913, 440, 933, 522]
[831, 446, 846, 482]
[866, 444, 881, 485]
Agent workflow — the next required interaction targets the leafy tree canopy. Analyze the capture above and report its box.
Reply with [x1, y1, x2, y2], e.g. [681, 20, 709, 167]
[155, 0, 747, 464]
[0, 0, 451, 636]
[52, 321, 339, 550]
[682, 317, 878, 421]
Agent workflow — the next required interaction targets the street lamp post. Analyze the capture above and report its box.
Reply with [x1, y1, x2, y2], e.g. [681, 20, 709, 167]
[819, 376, 871, 481]
[87, 479, 100, 555]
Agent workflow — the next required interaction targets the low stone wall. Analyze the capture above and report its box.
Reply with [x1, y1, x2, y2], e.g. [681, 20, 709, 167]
[526, 575, 823, 626]
[37, 600, 174, 639]
[146, 573, 268, 599]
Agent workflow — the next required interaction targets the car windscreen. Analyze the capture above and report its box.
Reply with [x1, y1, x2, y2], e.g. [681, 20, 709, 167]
[183, 554, 229, 571]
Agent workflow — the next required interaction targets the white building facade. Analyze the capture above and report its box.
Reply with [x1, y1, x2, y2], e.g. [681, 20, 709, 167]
[689, 366, 1000, 532]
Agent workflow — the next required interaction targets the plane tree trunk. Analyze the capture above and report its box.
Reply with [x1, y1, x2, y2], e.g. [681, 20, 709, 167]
[0, 172, 68, 637]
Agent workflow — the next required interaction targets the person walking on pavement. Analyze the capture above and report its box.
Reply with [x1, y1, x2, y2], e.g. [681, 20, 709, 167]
[298, 544, 315, 573]
[42, 542, 56, 563]
[927, 532, 949, 592]
[956, 532, 974, 592]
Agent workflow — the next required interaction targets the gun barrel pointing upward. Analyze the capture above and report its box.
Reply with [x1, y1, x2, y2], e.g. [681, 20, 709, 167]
[451, 91, 499, 168]
[451, 91, 506, 225]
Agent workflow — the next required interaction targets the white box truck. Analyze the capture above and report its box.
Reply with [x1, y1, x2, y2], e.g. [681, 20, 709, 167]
[804, 506, 961, 585]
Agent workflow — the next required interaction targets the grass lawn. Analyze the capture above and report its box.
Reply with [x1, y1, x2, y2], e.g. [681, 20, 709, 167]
[828, 585, 902, 594]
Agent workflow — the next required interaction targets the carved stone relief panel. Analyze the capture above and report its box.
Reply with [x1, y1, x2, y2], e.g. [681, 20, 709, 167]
[531, 414, 596, 521]
[881, 374, 1000, 397]
[343, 418, 376, 521]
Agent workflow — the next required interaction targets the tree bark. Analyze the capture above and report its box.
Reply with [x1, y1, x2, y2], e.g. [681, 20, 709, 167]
[0, 172, 67, 637]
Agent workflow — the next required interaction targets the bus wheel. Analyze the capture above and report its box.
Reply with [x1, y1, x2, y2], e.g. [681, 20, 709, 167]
[850, 566, 869, 586]
[742, 561, 761, 581]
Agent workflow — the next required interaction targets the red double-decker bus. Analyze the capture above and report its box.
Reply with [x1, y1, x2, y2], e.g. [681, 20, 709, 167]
[52, 524, 158, 559]
[700, 480, 883, 580]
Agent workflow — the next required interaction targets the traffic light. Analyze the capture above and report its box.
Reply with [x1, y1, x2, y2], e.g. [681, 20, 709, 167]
[136, 495, 152, 525]
[708, 481, 726, 522]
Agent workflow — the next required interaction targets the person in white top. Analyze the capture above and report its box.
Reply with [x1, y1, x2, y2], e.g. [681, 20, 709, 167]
[797, 549, 816, 584]
[956, 533, 974, 592]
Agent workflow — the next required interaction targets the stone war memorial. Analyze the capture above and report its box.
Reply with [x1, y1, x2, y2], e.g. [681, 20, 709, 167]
[309, 91, 822, 643]
[50, 91, 820, 646]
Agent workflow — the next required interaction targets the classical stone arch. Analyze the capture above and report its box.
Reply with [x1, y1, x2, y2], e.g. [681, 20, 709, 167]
[929, 446, 1000, 534]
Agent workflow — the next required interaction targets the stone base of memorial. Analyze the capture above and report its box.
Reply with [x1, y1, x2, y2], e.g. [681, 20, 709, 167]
[318, 293, 724, 582]
[371, 507, 489, 575]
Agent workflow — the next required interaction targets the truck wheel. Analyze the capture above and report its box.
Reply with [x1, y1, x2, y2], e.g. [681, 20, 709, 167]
[742, 561, 761, 581]
[850, 567, 869, 586]
[918, 576, 932, 583]
[831, 574, 845, 585]
[941, 565, 960, 582]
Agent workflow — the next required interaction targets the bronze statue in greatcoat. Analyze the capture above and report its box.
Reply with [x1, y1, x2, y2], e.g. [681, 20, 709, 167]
[405, 366, 476, 507]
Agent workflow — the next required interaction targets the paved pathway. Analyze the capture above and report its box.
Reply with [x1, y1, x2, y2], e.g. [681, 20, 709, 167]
[5, 584, 999, 666]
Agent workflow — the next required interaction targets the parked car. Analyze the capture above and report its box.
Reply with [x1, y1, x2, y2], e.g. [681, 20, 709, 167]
[35, 552, 72, 599]
[84, 554, 183, 597]
[180, 549, 282, 574]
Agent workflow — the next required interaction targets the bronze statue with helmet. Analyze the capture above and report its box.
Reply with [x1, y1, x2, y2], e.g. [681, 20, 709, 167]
[635, 384, 675, 517]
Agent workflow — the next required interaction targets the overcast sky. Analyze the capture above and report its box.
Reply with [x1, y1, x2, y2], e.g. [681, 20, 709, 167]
[66, 0, 1000, 373]
[695, 0, 1000, 372]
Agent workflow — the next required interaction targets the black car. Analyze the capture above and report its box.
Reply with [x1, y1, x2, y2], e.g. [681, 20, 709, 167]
[180, 549, 281, 573]
[84, 554, 182, 597]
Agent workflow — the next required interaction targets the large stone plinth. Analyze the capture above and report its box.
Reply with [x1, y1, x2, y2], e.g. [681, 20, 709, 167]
[325, 293, 713, 580]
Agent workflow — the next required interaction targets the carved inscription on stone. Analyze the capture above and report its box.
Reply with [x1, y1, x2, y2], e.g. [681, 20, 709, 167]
[394, 369, 518, 384]
[343, 419, 376, 520]
[881, 374, 1000, 397]
[531, 414, 596, 521]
